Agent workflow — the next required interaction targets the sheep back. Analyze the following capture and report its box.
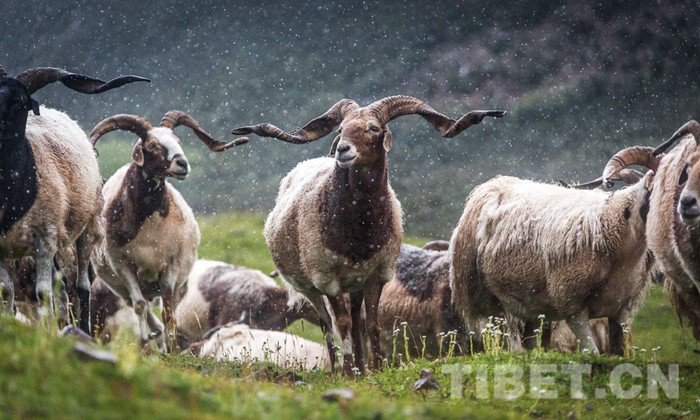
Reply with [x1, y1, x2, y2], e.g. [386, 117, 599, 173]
[378, 244, 462, 358]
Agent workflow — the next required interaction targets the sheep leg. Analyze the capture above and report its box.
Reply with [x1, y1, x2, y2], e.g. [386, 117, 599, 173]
[522, 319, 552, 350]
[565, 313, 599, 354]
[0, 262, 14, 315]
[117, 269, 156, 346]
[522, 320, 538, 350]
[349, 290, 366, 374]
[363, 278, 384, 370]
[327, 294, 354, 376]
[34, 239, 57, 325]
[54, 264, 71, 328]
[160, 281, 177, 353]
[75, 233, 92, 334]
[305, 292, 337, 371]
[609, 311, 630, 356]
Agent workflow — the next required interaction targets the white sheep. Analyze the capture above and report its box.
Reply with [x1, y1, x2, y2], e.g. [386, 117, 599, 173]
[379, 243, 613, 359]
[449, 173, 654, 354]
[0, 65, 148, 333]
[90, 111, 247, 351]
[233, 96, 504, 374]
[186, 322, 331, 372]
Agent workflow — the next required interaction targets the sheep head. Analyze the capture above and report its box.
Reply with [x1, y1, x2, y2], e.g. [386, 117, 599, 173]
[232, 95, 506, 169]
[90, 111, 248, 180]
[671, 121, 700, 225]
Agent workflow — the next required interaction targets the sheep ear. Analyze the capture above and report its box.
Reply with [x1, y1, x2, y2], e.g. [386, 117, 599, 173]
[30, 99, 40, 115]
[131, 142, 145, 166]
[383, 129, 393, 152]
[678, 165, 688, 185]
[644, 170, 655, 190]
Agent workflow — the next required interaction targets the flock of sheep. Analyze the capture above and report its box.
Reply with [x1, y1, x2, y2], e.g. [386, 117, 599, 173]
[2, 64, 700, 376]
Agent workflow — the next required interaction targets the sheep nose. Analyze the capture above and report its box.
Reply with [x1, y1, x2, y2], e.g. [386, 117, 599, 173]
[680, 195, 697, 210]
[337, 144, 351, 154]
[174, 157, 189, 169]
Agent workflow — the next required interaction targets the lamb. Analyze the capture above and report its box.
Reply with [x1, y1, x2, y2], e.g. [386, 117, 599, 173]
[90, 111, 248, 351]
[599, 121, 700, 342]
[0, 65, 148, 333]
[174, 259, 318, 347]
[186, 322, 331, 372]
[449, 172, 654, 355]
[233, 96, 505, 373]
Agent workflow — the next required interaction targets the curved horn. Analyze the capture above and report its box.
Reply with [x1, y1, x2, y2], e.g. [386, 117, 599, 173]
[0, 65, 6, 78]
[89, 114, 154, 147]
[14, 67, 149, 95]
[367, 95, 506, 138]
[232, 99, 359, 144]
[653, 120, 700, 155]
[602, 146, 658, 188]
[160, 110, 248, 151]
[561, 169, 645, 190]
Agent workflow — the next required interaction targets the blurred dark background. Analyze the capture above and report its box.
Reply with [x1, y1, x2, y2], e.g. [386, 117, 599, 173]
[2, 0, 698, 238]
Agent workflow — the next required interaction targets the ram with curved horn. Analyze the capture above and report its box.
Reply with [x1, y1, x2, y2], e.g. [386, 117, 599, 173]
[603, 121, 700, 343]
[0, 65, 148, 333]
[233, 95, 505, 374]
[90, 111, 247, 351]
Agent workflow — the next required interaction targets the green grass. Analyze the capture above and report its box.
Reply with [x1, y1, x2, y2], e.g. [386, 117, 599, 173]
[2, 212, 699, 419]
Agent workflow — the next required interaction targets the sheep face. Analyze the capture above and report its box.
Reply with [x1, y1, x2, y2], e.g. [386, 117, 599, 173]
[133, 127, 190, 180]
[0, 79, 38, 139]
[614, 171, 654, 247]
[334, 110, 392, 168]
[677, 150, 700, 225]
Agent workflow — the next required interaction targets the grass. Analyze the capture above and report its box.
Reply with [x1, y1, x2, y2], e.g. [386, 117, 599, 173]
[1, 212, 699, 419]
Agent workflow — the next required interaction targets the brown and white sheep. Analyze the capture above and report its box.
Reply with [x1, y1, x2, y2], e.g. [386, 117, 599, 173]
[90, 111, 247, 351]
[378, 243, 466, 359]
[449, 173, 654, 355]
[0, 66, 148, 333]
[233, 96, 505, 374]
[600, 121, 700, 342]
[174, 259, 318, 347]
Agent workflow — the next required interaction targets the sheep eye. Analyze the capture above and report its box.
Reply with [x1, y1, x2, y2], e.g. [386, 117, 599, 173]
[145, 142, 157, 152]
[369, 125, 380, 133]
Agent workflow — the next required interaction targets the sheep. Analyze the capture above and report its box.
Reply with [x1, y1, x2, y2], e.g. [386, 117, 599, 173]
[89, 111, 248, 351]
[599, 121, 700, 342]
[233, 96, 505, 374]
[449, 172, 655, 355]
[174, 259, 319, 347]
[186, 322, 331, 372]
[378, 243, 466, 360]
[379, 243, 613, 359]
[0, 65, 148, 333]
